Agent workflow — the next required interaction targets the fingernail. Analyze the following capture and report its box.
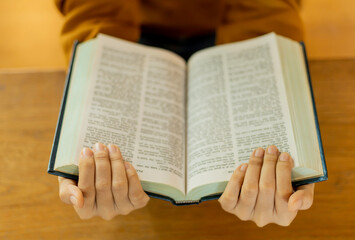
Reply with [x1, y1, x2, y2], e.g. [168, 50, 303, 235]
[294, 199, 303, 210]
[254, 148, 264, 157]
[70, 196, 78, 206]
[108, 144, 117, 153]
[240, 163, 248, 172]
[83, 148, 93, 157]
[279, 152, 289, 161]
[267, 145, 278, 155]
[95, 143, 105, 151]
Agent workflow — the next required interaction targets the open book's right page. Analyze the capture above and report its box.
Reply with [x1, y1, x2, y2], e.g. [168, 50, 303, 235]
[186, 33, 298, 193]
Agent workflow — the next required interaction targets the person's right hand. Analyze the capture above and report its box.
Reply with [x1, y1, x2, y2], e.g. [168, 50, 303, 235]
[58, 143, 149, 220]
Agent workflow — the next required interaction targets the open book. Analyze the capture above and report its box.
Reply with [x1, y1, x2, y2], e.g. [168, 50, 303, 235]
[48, 33, 327, 205]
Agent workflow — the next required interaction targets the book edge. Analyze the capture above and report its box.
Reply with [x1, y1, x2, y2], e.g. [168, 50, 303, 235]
[48, 169, 79, 181]
[297, 42, 328, 185]
[292, 175, 328, 188]
[47, 41, 80, 176]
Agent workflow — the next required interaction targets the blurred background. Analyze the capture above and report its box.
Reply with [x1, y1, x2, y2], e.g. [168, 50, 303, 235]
[0, 1, 354, 240]
[0, 0, 354, 70]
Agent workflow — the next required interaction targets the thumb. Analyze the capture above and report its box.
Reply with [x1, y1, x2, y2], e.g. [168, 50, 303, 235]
[58, 177, 84, 208]
[288, 183, 315, 211]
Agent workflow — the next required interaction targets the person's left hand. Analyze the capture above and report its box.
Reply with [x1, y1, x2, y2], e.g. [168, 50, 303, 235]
[218, 145, 314, 227]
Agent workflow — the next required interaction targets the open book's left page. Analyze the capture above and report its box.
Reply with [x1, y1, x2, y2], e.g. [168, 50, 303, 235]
[55, 34, 187, 195]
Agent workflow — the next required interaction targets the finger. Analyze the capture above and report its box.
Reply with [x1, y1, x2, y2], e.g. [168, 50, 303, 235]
[235, 148, 264, 220]
[93, 143, 115, 218]
[78, 148, 95, 209]
[58, 177, 83, 208]
[218, 163, 248, 212]
[274, 152, 298, 225]
[125, 162, 149, 209]
[108, 144, 134, 214]
[255, 146, 278, 213]
[275, 152, 294, 204]
[288, 183, 315, 211]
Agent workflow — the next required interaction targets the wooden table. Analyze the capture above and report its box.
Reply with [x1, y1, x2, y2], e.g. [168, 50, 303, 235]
[0, 60, 354, 239]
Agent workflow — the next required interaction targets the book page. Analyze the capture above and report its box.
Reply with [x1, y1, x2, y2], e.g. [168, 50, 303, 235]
[76, 34, 186, 194]
[54, 40, 96, 172]
[186, 33, 298, 192]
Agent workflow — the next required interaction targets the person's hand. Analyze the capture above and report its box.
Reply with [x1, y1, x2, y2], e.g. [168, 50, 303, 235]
[58, 143, 149, 220]
[218, 145, 314, 227]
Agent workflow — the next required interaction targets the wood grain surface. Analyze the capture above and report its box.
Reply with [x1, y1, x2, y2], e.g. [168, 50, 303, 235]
[0, 60, 354, 239]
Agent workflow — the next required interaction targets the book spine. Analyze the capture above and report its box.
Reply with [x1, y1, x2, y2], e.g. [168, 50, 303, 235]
[174, 200, 200, 205]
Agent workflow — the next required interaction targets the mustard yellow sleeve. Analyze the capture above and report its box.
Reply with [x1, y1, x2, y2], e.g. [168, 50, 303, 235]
[217, 0, 304, 44]
[54, 0, 141, 62]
